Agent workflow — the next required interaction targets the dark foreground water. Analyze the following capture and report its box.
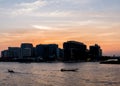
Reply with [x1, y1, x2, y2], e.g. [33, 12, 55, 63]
[0, 62, 120, 86]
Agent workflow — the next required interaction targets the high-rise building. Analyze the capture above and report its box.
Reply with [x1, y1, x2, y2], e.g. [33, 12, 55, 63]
[89, 44, 102, 60]
[1, 50, 10, 58]
[35, 44, 58, 61]
[20, 43, 34, 58]
[57, 48, 64, 60]
[48, 44, 58, 60]
[63, 41, 87, 61]
[8, 47, 20, 58]
[1, 47, 20, 58]
[35, 44, 47, 60]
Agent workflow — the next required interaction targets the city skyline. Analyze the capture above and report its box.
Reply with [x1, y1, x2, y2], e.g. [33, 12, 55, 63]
[1, 41, 103, 62]
[0, 0, 120, 56]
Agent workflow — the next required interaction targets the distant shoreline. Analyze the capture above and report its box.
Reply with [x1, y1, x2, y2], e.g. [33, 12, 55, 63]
[0, 58, 98, 63]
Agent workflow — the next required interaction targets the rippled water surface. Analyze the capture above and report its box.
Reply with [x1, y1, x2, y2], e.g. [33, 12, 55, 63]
[0, 62, 120, 86]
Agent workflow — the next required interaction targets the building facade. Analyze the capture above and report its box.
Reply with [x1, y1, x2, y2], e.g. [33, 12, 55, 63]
[8, 47, 20, 58]
[35, 44, 58, 61]
[20, 43, 34, 58]
[63, 41, 87, 61]
[89, 44, 102, 60]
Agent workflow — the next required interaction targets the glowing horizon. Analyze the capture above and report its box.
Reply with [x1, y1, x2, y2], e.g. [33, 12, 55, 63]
[0, 0, 120, 56]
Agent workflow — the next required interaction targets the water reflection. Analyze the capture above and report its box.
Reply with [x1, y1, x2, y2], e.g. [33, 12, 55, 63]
[0, 62, 120, 86]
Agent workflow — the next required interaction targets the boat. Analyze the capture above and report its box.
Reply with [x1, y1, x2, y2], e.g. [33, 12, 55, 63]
[100, 59, 120, 64]
[61, 68, 78, 72]
[8, 69, 15, 73]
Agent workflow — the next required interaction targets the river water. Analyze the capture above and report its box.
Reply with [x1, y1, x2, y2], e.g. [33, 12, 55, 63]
[0, 62, 120, 86]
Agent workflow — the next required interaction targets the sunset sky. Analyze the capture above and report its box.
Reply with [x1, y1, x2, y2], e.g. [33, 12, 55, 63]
[0, 0, 120, 56]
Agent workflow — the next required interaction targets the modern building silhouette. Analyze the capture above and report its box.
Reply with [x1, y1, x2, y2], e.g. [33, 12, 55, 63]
[20, 43, 34, 58]
[35, 44, 58, 61]
[8, 47, 20, 58]
[89, 44, 102, 60]
[1, 41, 103, 62]
[35, 44, 47, 60]
[1, 47, 20, 58]
[63, 41, 87, 61]
[1, 50, 10, 58]
[57, 48, 64, 60]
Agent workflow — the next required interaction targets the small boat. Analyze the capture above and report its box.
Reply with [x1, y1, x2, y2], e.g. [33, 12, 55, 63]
[61, 68, 78, 72]
[100, 59, 120, 64]
[8, 69, 15, 73]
